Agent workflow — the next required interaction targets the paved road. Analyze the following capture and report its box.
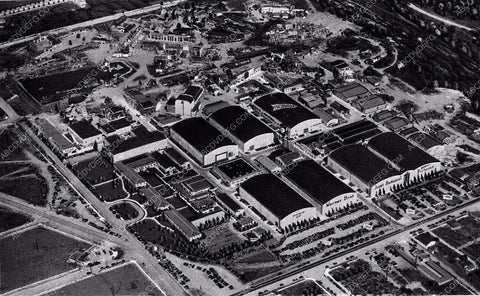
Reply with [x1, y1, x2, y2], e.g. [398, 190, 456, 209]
[0, 192, 127, 247]
[238, 194, 480, 295]
[408, 3, 474, 31]
[0, 97, 21, 121]
[18, 121, 188, 296]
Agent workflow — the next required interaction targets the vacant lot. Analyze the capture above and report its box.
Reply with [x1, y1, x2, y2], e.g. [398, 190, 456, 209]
[42, 263, 164, 296]
[0, 176, 48, 206]
[0, 129, 30, 161]
[433, 226, 471, 248]
[0, 227, 91, 293]
[0, 206, 31, 232]
[0, 162, 36, 178]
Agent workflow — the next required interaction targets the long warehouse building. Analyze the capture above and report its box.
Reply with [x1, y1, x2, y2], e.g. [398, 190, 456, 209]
[239, 173, 318, 229]
[328, 144, 403, 197]
[170, 117, 239, 166]
[209, 105, 276, 153]
[285, 160, 358, 216]
[253, 92, 322, 139]
[328, 132, 443, 197]
[367, 132, 442, 186]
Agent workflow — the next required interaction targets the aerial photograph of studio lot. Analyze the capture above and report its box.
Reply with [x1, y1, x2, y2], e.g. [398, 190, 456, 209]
[2, 0, 480, 295]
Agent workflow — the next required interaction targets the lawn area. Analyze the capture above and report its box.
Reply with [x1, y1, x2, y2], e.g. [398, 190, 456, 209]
[94, 179, 128, 202]
[237, 250, 278, 264]
[200, 224, 244, 254]
[130, 193, 147, 204]
[0, 176, 48, 206]
[73, 157, 115, 185]
[278, 279, 325, 296]
[130, 218, 203, 257]
[235, 264, 287, 283]
[0, 206, 31, 232]
[41, 263, 164, 296]
[0, 227, 91, 293]
[110, 201, 140, 220]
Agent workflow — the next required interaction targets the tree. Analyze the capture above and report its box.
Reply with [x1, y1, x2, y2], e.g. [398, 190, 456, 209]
[68, 40, 73, 46]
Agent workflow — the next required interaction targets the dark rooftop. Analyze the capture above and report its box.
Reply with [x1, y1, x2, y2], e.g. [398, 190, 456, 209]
[216, 192, 242, 212]
[171, 117, 235, 154]
[407, 132, 441, 150]
[152, 152, 177, 170]
[69, 120, 101, 139]
[254, 92, 319, 128]
[286, 160, 354, 205]
[329, 144, 400, 185]
[202, 100, 231, 116]
[176, 93, 195, 103]
[334, 83, 369, 101]
[210, 105, 274, 143]
[240, 173, 313, 219]
[333, 120, 381, 145]
[164, 147, 188, 166]
[165, 209, 201, 239]
[184, 85, 204, 100]
[368, 132, 440, 171]
[109, 117, 131, 130]
[111, 126, 166, 155]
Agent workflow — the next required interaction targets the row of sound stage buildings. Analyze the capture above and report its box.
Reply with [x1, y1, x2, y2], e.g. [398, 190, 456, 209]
[111, 91, 442, 233]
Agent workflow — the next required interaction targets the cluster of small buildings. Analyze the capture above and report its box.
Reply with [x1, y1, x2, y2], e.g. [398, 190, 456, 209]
[265, 22, 329, 44]
[257, 2, 306, 18]
[21, 0, 453, 247]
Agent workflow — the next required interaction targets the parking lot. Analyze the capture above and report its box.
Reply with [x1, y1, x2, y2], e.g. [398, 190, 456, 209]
[377, 174, 468, 223]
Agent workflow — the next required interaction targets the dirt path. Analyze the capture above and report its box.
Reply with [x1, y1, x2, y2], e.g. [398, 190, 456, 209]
[25, 150, 56, 207]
